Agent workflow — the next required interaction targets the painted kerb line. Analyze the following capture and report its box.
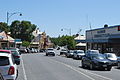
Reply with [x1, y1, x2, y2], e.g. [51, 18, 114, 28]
[21, 56, 27, 80]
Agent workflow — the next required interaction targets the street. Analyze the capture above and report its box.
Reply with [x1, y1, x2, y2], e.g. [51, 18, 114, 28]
[17, 52, 120, 80]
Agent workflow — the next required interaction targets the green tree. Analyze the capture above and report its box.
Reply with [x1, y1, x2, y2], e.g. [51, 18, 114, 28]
[50, 35, 76, 50]
[10, 20, 37, 42]
[22, 41, 30, 47]
[0, 22, 9, 32]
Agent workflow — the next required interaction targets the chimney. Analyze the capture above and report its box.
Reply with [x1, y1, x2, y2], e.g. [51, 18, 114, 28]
[104, 24, 108, 28]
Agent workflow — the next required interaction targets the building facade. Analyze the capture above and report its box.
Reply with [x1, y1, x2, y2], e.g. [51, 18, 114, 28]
[74, 35, 86, 50]
[86, 25, 120, 56]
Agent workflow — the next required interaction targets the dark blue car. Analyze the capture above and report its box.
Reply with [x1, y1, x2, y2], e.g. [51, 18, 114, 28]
[82, 53, 113, 71]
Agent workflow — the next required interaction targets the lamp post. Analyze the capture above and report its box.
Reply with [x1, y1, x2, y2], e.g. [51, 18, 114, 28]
[6, 12, 22, 48]
[7, 12, 22, 25]
[61, 28, 71, 36]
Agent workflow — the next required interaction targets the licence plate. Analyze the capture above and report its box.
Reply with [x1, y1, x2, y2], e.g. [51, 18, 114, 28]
[103, 65, 107, 67]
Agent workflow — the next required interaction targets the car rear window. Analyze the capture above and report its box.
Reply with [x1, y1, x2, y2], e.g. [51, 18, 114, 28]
[0, 56, 9, 66]
[0, 51, 10, 54]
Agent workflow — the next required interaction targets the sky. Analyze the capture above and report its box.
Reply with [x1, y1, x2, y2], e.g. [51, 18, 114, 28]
[1, 0, 120, 37]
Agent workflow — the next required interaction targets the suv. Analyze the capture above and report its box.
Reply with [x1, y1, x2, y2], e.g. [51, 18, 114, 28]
[82, 53, 113, 71]
[60, 49, 68, 56]
[46, 48, 55, 56]
[73, 50, 85, 59]
[0, 50, 18, 80]
[86, 50, 100, 54]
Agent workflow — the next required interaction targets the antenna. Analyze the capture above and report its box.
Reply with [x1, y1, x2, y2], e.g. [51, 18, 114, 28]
[86, 15, 93, 49]
[77, 29, 82, 35]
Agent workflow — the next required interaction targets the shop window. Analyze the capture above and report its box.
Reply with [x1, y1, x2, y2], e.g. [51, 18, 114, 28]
[118, 26, 120, 31]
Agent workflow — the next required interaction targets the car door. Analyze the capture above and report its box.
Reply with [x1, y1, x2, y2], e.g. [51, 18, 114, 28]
[85, 55, 92, 66]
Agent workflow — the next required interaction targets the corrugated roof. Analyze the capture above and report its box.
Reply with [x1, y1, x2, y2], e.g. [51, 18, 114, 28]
[74, 35, 86, 40]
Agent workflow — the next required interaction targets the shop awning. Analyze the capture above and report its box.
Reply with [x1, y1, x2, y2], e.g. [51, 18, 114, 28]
[76, 43, 86, 46]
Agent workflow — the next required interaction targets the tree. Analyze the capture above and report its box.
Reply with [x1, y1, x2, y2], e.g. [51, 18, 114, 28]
[22, 41, 30, 47]
[0, 22, 9, 32]
[10, 20, 37, 42]
[50, 35, 76, 50]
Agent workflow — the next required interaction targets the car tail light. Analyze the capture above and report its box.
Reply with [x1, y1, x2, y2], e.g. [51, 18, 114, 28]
[8, 66, 15, 75]
[15, 56, 20, 58]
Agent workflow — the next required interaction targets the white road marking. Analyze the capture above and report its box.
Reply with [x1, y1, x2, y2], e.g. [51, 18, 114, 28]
[78, 68, 112, 80]
[50, 59, 95, 80]
[50, 58, 112, 80]
[21, 56, 27, 80]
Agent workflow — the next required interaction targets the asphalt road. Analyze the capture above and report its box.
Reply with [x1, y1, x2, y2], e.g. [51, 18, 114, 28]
[17, 52, 120, 80]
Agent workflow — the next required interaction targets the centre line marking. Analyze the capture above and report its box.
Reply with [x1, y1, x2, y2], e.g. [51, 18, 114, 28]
[50, 59, 95, 80]
[49, 58, 112, 80]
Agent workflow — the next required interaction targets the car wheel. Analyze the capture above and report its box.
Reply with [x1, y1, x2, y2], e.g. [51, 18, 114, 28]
[46, 54, 48, 56]
[90, 63, 94, 70]
[107, 67, 112, 71]
[81, 61, 85, 68]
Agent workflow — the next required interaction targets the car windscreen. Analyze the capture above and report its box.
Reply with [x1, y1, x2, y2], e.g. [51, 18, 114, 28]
[0, 56, 9, 66]
[92, 54, 105, 59]
[107, 54, 117, 58]
[77, 51, 84, 54]
[47, 49, 53, 50]
[69, 50, 74, 53]
[62, 49, 67, 51]
[90, 51, 99, 54]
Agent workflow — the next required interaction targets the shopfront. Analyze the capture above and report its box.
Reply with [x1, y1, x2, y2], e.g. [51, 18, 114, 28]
[86, 25, 120, 56]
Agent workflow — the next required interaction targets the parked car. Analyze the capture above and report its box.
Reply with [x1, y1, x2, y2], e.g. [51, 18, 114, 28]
[0, 50, 18, 80]
[0, 73, 4, 80]
[81, 53, 113, 71]
[66, 50, 74, 58]
[46, 48, 55, 56]
[39, 49, 45, 52]
[0, 50, 11, 54]
[104, 53, 118, 66]
[86, 50, 100, 54]
[9, 49, 21, 65]
[60, 49, 68, 56]
[117, 57, 120, 68]
[73, 50, 85, 59]
[19, 48, 27, 53]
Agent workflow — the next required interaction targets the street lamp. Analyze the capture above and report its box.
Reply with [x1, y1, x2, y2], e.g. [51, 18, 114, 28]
[7, 12, 22, 25]
[6, 12, 22, 48]
[61, 28, 71, 36]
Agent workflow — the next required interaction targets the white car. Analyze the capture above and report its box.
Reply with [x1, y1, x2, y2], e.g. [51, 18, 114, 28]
[0, 50, 18, 80]
[46, 48, 55, 56]
[73, 50, 85, 59]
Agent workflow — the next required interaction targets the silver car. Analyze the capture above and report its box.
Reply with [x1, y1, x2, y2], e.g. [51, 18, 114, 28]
[66, 50, 74, 58]
[117, 57, 120, 68]
[46, 48, 55, 56]
[73, 50, 85, 59]
[104, 53, 118, 66]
